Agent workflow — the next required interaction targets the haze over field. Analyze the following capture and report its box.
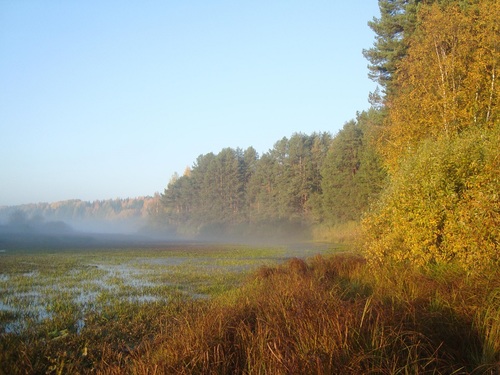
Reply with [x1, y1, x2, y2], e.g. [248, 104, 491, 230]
[1, 1, 379, 206]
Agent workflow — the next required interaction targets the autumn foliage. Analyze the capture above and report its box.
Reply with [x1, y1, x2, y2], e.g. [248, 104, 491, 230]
[378, 1, 498, 170]
[363, 125, 500, 272]
[363, 0, 500, 272]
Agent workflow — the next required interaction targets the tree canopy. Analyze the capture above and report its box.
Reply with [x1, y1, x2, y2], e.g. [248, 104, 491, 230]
[363, 0, 500, 272]
[158, 128, 384, 239]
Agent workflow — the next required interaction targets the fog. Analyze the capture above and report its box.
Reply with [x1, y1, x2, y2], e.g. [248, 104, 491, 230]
[0, 209, 317, 254]
[0, 210, 183, 251]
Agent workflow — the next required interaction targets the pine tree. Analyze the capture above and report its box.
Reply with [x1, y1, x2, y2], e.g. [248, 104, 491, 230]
[363, 0, 421, 96]
[321, 112, 386, 225]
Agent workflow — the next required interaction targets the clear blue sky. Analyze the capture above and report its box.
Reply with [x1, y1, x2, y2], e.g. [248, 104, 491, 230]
[1, 1, 380, 206]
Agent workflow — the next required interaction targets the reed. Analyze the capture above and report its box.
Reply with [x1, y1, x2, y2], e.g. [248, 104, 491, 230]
[127, 255, 499, 374]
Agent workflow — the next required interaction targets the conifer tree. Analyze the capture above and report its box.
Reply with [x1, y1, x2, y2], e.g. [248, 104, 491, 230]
[320, 112, 385, 225]
[363, 0, 421, 96]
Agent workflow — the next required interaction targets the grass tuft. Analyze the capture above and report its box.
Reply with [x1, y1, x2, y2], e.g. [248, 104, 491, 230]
[124, 253, 499, 374]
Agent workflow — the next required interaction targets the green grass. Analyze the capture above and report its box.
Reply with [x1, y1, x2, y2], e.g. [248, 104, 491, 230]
[1, 244, 499, 374]
[0, 244, 318, 334]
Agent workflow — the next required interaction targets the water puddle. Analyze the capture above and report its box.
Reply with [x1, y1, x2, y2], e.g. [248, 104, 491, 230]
[0, 300, 16, 313]
[0, 244, 338, 335]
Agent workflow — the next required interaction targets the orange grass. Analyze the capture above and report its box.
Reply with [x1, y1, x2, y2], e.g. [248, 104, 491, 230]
[2, 253, 499, 374]
[122, 255, 499, 374]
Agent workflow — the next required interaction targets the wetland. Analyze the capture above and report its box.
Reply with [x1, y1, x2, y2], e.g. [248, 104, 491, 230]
[1, 242, 498, 374]
[0, 242, 334, 336]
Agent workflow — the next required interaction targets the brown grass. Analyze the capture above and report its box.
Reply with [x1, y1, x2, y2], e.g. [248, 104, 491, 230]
[122, 255, 499, 374]
[2, 253, 499, 374]
[311, 221, 362, 244]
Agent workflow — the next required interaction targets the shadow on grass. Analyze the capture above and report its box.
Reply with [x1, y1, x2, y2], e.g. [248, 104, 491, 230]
[1, 252, 499, 374]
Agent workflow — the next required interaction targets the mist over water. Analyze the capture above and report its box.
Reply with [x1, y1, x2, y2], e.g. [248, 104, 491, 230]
[0, 197, 163, 246]
[0, 210, 174, 251]
[0, 198, 323, 254]
[0, 212, 318, 254]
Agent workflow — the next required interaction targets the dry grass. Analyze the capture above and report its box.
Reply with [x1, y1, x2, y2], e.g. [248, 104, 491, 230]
[311, 221, 362, 244]
[2, 252, 499, 374]
[122, 255, 500, 374]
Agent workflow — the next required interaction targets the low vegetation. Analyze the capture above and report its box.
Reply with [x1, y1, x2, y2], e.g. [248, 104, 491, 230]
[1, 246, 498, 374]
[363, 124, 500, 273]
[122, 254, 500, 374]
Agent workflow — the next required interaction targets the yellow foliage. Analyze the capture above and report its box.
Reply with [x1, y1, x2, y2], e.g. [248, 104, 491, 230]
[363, 125, 500, 273]
[379, 1, 499, 171]
[365, 1, 500, 272]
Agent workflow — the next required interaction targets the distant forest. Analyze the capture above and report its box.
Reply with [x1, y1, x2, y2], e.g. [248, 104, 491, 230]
[156, 0, 499, 271]
[0, 197, 160, 233]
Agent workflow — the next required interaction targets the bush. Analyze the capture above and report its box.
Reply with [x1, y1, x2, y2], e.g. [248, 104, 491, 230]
[363, 125, 500, 272]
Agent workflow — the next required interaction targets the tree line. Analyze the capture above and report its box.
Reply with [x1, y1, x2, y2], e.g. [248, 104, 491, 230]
[0, 197, 161, 233]
[362, 0, 499, 272]
[157, 0, 499, 272]
[158, 112, 386, 238]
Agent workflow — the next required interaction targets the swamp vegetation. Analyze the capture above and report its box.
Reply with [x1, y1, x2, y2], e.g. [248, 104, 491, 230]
[1, 243, 499, 374]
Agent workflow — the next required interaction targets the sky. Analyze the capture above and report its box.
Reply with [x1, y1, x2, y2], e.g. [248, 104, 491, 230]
[0, 1, 380, 206]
